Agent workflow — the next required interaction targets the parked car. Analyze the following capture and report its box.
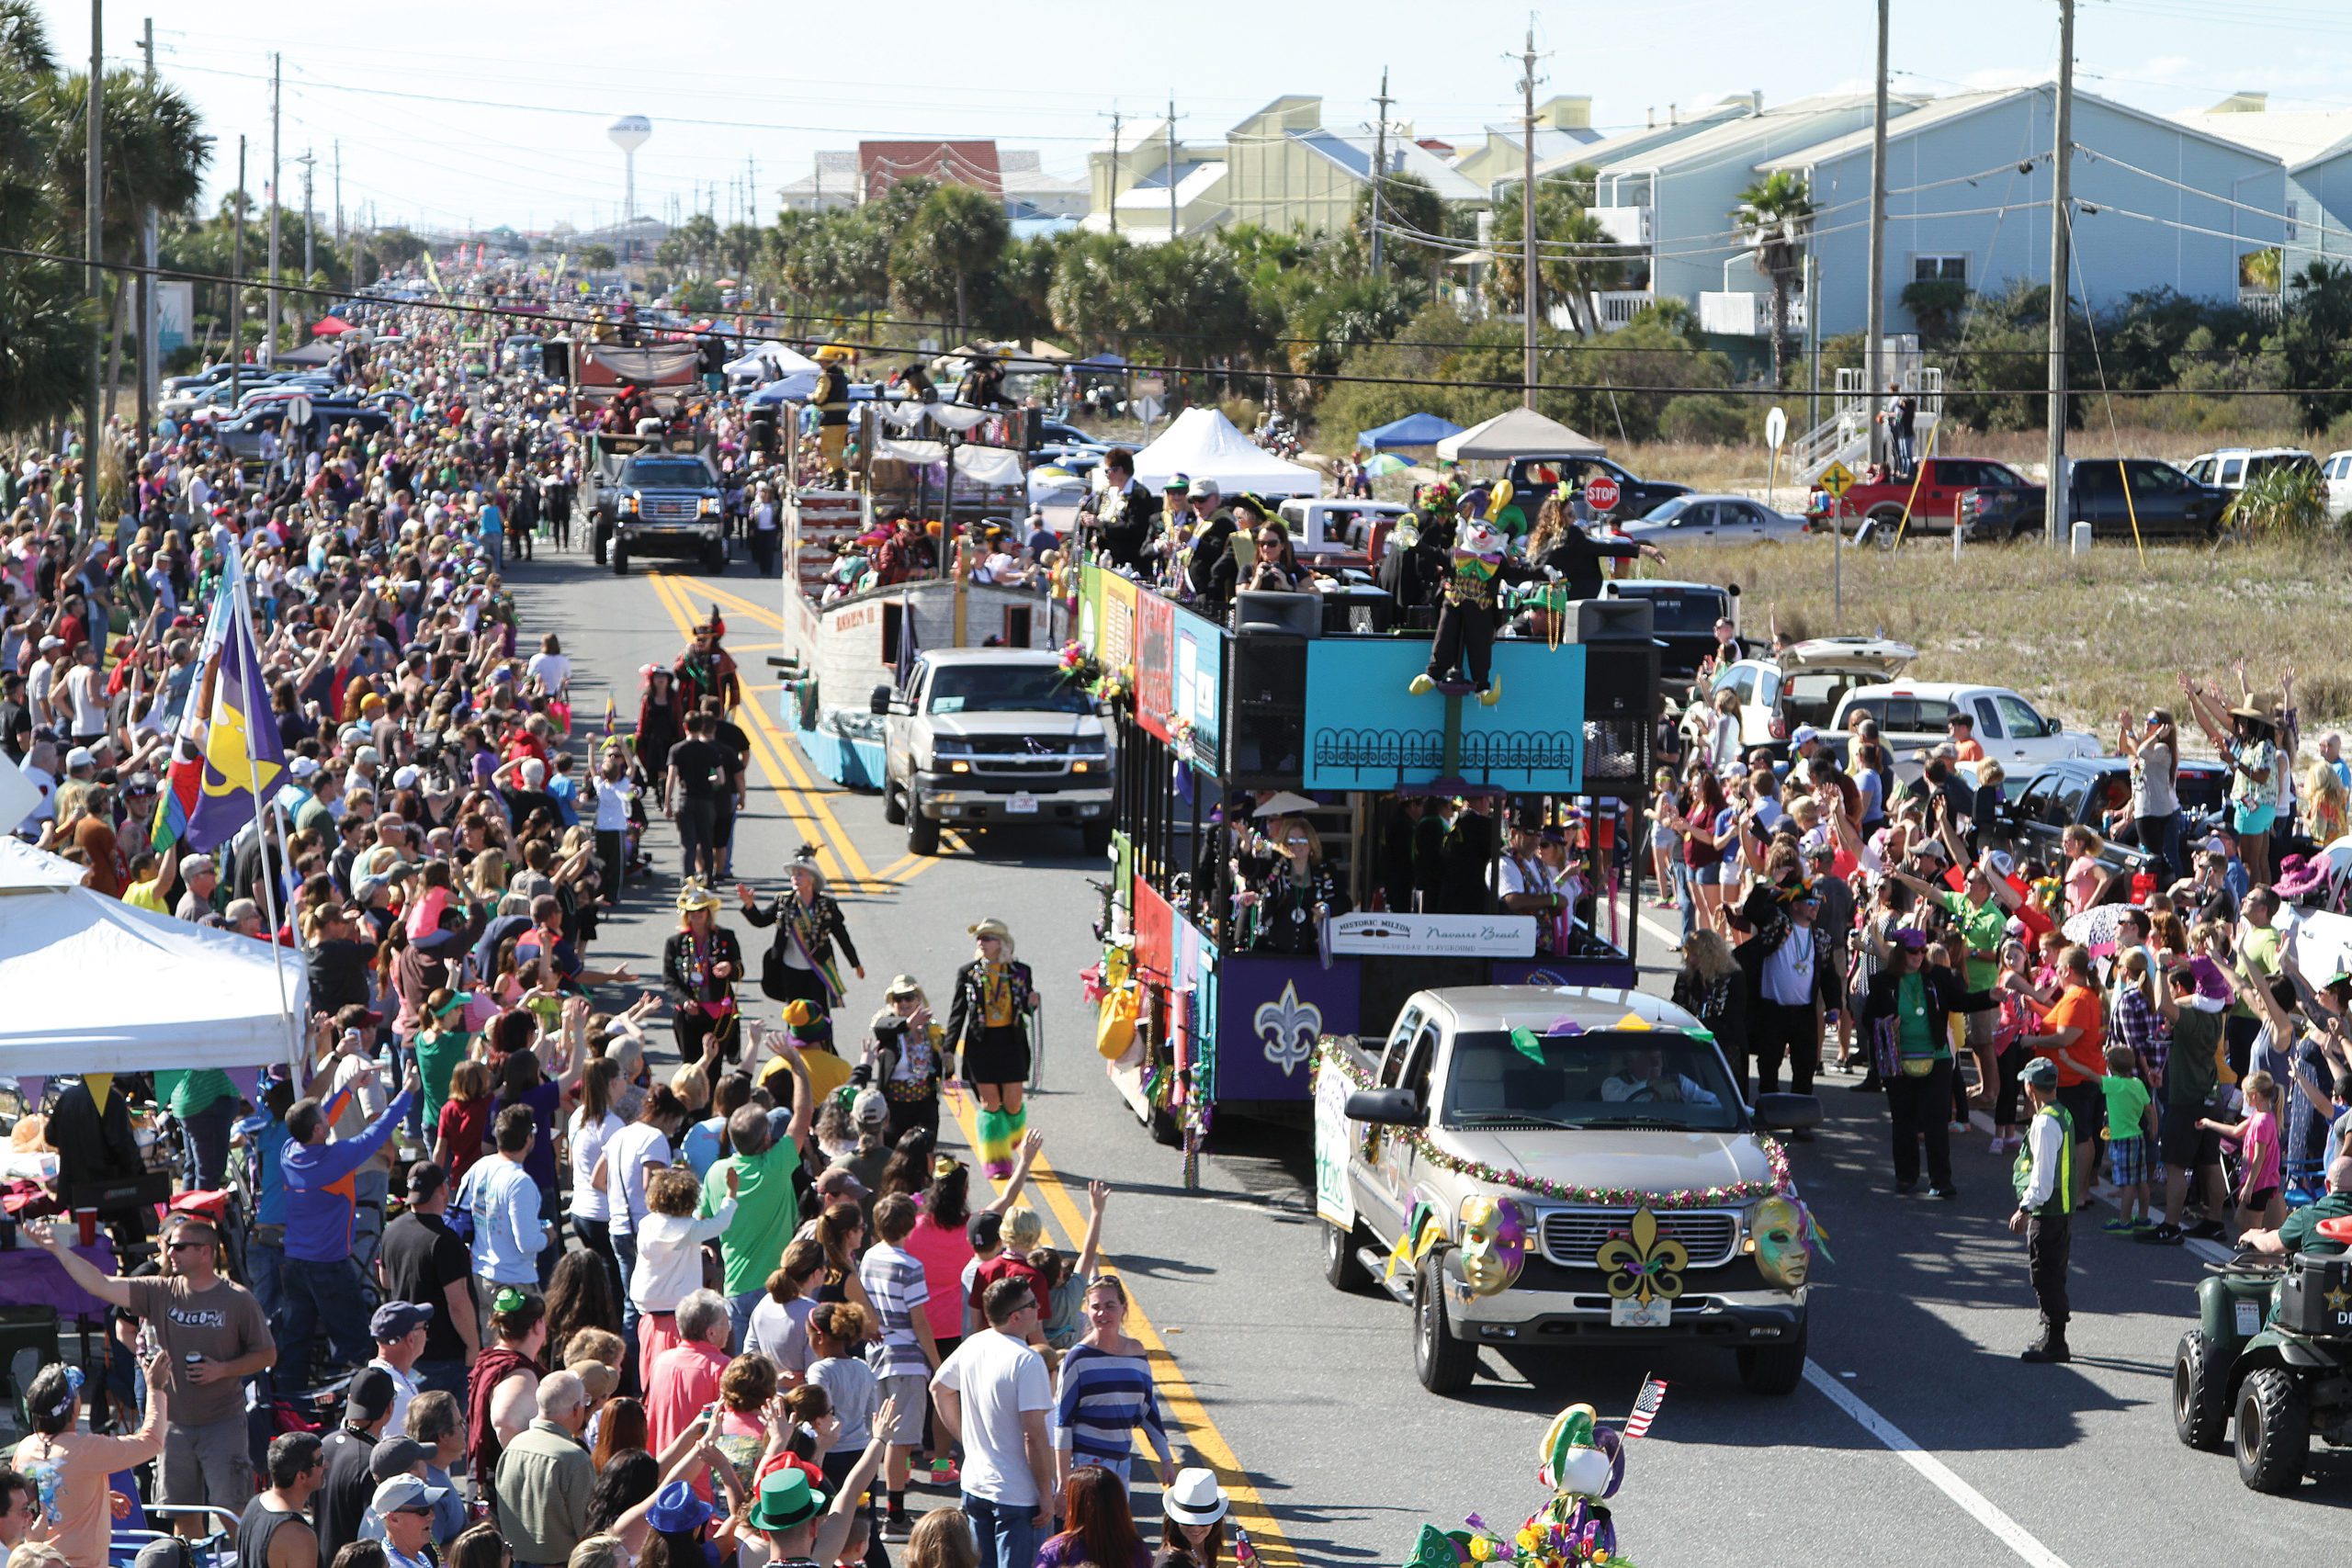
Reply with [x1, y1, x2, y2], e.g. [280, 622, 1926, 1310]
[1824, 457, 2033, 539]
[1960, 458, 2229, 541]
[1618, 494, 1807, 547]
[1600, 578, 1740, 693]
[1690, 636, 1917, 759]
[2179, 447, 2317, 493]
[1826, 682, 2100, 777]
[1504, 455, 1690, 519]
[1982, 756, 2231, 898]
[2320, 450, 2352, 520]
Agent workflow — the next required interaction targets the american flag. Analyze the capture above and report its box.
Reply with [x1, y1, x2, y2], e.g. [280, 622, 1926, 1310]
[1624, 1378, 1668, 1438]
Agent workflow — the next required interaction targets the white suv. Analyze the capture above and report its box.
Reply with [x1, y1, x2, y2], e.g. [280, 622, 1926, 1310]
[1689, 636, 1917, 760]
[1828, 681, 2098, 777]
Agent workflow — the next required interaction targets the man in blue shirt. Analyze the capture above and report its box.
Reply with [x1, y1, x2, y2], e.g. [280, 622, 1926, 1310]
[234, 1076, 298, 1337]
[455, 1106, 551, 1337]
[282, 1057, 419, 1378]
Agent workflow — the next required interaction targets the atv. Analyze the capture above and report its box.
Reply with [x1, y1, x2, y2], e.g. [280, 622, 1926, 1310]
[2172, 1223, 2352, 1495]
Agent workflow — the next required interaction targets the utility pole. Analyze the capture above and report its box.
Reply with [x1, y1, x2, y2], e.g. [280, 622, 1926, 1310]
[1101, 107, 1122, 234]
[299, 150, 316, 284]
[1369, 66, 1392, 276]
[266, 51, 280, 366]
[1516, 26, 1542, 410]
[231, 136, 245, 405]
[334, 139, 343, 252]
[748, 154, 757, 225]
[139, 15, 157, 444]
[84, 0, 101, 526]
[1864, 0, 1888, 469]
[2044, 0, 2075, 547]
[1165, 96, 1180, 243]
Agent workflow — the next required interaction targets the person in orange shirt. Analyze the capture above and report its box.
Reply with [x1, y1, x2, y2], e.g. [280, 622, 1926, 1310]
[1945, 713, 1988, 762]
[2019, 944, 2106, 1209]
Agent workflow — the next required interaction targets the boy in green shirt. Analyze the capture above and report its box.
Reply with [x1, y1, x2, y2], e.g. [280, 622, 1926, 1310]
[2098, 1043, 2157, 1234]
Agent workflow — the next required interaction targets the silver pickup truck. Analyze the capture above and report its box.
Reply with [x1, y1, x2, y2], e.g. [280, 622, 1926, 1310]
[870, 648, 1114, 857]
[1314, 986, 1822, 1395]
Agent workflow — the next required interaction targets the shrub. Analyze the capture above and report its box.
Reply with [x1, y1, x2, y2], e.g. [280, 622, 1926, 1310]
[1657, 394, 1749, 446]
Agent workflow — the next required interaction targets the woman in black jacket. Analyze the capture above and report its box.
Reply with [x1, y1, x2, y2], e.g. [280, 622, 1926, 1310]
[1670, 930, 1749, 1097]
[945, 917, 1038, 1179]
[1860, 928, 2000, 1198]
[738, 849, 864, 1051]
[1523, 490, 1664, 601]
[662, 881, 744, 1064]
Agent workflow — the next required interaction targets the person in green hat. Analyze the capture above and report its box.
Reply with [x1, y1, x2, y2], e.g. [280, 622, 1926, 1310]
[2009, 1055, 2075, 1363]
[747, 1395, 899, 1567]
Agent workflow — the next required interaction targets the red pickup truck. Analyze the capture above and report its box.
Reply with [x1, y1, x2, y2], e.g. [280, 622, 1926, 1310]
[1815, 457, 2034, 538]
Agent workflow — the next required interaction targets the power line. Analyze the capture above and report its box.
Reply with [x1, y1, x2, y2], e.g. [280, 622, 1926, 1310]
[21, 241, 2352, 400]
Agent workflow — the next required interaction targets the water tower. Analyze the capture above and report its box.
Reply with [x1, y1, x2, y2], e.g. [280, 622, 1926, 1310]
[608, 115, 652, 225]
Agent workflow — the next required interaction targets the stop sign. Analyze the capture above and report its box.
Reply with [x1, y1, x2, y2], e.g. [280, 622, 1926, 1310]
[1584, 475, 1622, 513]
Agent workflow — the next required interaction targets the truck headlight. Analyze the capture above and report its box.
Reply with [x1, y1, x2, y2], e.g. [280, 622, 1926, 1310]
[932, 739, 972, 757]
[620, 494, 639, 513]
[699, 497, 718, 515]
[1073, 739, 1108, 758]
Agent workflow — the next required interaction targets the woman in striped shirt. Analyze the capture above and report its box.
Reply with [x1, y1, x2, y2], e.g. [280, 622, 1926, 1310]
[1053, 1273, 1175, 1495]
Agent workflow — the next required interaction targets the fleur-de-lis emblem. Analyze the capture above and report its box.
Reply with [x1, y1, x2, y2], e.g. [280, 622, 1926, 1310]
[1595, 1206, 1688, 1306]
[1254, 981, 1323, 1077]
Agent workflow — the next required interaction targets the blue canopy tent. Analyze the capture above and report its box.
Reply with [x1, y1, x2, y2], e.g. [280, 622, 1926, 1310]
[1356, 412, 1464, 451]
[1069, 353, 1127, 372]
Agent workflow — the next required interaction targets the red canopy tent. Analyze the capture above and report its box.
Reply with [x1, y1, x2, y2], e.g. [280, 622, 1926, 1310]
[311, 315, 353, 336]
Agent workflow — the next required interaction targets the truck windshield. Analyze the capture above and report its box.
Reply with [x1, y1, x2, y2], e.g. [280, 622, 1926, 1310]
[1442, 1029, 1743, 1132]
[623, 459, 710, 487]
[927, 665, 1093, 716]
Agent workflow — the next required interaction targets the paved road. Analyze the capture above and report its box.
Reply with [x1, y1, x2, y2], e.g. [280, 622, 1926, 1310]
[509, 542, 2352, 1568]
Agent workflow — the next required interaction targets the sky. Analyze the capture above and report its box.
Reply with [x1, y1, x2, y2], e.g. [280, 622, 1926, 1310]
[33, 0, 2352, 236]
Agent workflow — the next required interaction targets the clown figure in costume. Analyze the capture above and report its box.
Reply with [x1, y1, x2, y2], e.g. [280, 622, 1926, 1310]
[1408, 517, 1535, 705]
[946, 917, 1039, 1178]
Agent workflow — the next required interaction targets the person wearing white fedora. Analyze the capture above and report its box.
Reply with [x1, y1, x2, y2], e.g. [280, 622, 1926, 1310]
[946, 918, 1039, 1179]
[1162, 1467, 1254, 1567]
[662, 883, 743, 1065]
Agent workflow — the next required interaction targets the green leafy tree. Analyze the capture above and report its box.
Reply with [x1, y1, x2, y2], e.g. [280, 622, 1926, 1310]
[674, 212, 719, 273]
[2275, 260, 2352, 434]
[1733, 169, 1812, 387]
[576, 243, 616, 270]
[888, 182, 1008, 331]
[1486, 177, 1625, 338]
[1047, 231, 1153, 348]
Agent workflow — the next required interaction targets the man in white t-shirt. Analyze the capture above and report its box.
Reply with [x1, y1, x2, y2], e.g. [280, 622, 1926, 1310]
[62, 640, 107, 744]
[931, 1276, 1056, 1568]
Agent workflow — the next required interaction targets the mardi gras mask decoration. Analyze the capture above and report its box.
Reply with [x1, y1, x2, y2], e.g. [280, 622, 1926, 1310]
[1753, 1193, 1813, 1291]
[1457, 1194, 1530, 1297]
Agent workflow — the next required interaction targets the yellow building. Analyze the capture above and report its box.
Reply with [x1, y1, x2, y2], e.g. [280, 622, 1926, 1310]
[1085, 96, 1486, 242]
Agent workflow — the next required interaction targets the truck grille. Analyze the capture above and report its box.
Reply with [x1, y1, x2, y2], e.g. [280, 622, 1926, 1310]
[1540, 1208, 1741, 1269]
[646, 497, 700, 523]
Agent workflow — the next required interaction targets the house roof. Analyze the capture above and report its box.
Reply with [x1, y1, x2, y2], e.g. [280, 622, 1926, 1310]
[2174, 107, 2352, 175]
[1293, 129, 1486, 201]
[777, 150, 859, 195]
[1515, 100, 1753, 186]
[1596, 91, 1915, 176]
[1476, 122, 1602, 160]
[858, 140, 1003, 200]
[1111, 160, 1227, 209]
[1762, 85, 2285, 174]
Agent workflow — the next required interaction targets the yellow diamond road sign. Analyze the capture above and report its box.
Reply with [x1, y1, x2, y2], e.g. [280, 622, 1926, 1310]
[1818, 460, 1857, 499]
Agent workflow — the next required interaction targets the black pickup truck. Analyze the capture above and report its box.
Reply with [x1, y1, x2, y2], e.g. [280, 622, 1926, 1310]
[1505, 454, 1691, 520]
[1960, 458, 2228, 542]
[1980, 755, 2230, 899]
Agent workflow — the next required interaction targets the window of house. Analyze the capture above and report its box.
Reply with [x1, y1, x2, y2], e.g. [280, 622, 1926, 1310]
[2287, 200, 2301, 243]
[1912, 255, 1967, 285]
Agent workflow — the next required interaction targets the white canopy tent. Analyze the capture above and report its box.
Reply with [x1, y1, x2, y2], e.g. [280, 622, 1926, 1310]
[0, 839, 308, 1076]
[1437, 406, 1607, 462]
[723, 340, 823, 400]
[1128, 407, 1322, 499]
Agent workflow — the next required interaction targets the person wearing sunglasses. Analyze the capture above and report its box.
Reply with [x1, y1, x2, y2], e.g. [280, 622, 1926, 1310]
[27, 1213, 275, 1520]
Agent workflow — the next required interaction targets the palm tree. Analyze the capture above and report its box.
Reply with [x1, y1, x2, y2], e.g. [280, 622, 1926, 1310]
[1734, 170, 1813, 386]
[888, 183, 1007, 331]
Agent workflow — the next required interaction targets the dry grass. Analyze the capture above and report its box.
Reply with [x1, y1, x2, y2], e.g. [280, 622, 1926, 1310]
[1649, 535, 2352, 737]
[1610, 422, 2316, 496]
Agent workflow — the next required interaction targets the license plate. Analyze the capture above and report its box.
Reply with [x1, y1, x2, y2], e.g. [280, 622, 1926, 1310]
[1008, 794, 1039, 815]
[2236, 1300, 2261, 1337]
[1611, 1297, 1672, 1329]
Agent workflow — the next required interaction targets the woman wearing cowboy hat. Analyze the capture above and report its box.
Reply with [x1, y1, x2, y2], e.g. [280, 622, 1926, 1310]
[632, 664, 684, 804]
[946, 919, 1039, 1179]
[864, 976, 955, 1146]
[662, 882, 745, 1066]
[740, 847, 865, 1052]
